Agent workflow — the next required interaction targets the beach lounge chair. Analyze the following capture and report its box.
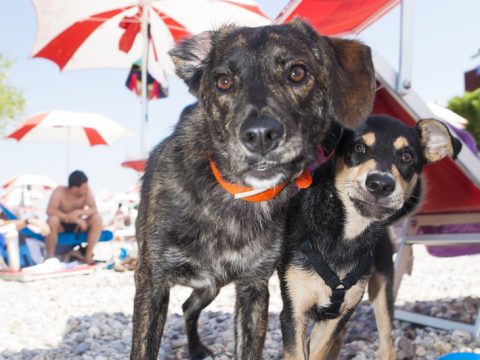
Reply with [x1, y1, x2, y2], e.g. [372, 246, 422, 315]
[0, 203, 113, 268]
[372, 54, 480, 338]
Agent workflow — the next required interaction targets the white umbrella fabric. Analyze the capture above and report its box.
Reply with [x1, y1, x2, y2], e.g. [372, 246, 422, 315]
[6, 110, 133, 172]
[2, 174, 57, 190]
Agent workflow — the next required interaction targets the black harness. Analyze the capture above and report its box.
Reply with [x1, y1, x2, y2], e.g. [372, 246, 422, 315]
[300, 240, 372, 320]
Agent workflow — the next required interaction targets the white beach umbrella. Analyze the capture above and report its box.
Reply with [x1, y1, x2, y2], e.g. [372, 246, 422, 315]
[5, 110, 133, 172]
[2, 174, 58, 191]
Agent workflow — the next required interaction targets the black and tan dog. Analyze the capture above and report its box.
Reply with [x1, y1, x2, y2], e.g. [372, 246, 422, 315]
[130, 20, 376, 360]
[279, 115, 462, 359]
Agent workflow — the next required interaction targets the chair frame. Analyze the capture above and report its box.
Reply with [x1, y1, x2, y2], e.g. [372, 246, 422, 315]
[391, 213, 480, 338]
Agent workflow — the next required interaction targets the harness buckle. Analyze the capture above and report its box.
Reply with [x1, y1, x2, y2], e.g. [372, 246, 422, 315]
[331, 286, 346, 303]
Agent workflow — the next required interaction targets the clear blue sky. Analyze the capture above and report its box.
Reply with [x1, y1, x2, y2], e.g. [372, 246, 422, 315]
[1, 0, 479, 196]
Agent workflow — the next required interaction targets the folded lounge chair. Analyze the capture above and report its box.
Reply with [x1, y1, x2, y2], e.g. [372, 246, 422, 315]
[0, 203, 113, 268]
[373, 54, 480, 338]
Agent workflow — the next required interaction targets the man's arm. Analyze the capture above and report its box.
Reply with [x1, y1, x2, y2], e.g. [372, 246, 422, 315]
[46, 188, 73, 222]
[80, 188, 98, 218]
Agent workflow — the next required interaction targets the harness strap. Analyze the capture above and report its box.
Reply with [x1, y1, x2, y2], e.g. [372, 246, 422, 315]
[300, 241, 342, 289]
[300, 239, 372, 319]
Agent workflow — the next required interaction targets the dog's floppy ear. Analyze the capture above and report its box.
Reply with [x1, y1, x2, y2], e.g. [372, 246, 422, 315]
[168, 31, 213, 95]
[290, 20, 376, 128]
[417, 118, 462, 163]
[323, 37, 376, 128]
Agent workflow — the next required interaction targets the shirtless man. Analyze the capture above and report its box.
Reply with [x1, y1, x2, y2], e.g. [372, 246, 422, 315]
[45, 170, 102, 264]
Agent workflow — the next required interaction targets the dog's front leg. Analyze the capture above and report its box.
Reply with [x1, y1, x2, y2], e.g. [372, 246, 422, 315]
[130, 273, 170, 360]
[280, 305, 309, 360]
[368, 269, 395, 360]
[369, 235, 395, 360]
[182, 287, 220, 359]
[309, 316, 347, 360]
[234, 279, 270, 360]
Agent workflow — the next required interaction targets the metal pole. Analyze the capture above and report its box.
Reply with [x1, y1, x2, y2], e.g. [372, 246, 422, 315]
[140, 2, 150, 158]
[397, 0, 414, 95]
[66, 127, 70, 175]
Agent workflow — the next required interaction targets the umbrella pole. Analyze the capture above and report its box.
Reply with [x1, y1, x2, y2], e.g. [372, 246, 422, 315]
[66, 127, 70, 175]
[140, 4, 150, 159]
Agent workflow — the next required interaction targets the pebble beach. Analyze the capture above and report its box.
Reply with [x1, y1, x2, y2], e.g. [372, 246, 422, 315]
[1, 243, 479, 360]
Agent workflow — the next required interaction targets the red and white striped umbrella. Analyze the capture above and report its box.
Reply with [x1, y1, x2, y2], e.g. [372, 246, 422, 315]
[2, 174, 58, 190]
[6, 110, 132, 146]
[6, 110, 133, 172]
[31, 0, 271, 75]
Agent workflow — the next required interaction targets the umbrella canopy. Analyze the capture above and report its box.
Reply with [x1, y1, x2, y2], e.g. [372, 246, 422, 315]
[6, 110, 133, 146]
[2, 174, 57, 190]
[31, 0, 271, 75]
[276, 0, 399, 35]
[6, 110, 133, 173]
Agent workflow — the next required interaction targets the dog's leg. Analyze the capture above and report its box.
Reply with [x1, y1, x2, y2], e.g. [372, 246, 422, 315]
[280, 305, 309, 360]
[234, 280, 269, 360]
[368, 270, 395, 360]
[369, 235, 395, 360]
[309, 310, 354, 360]
[182, 287, 219, 359]
[130, 274, 170, 360]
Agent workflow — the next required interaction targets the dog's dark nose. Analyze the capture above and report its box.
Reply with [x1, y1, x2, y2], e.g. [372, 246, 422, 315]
[240, 117, 284, 155]
[365, 173, 396, 198]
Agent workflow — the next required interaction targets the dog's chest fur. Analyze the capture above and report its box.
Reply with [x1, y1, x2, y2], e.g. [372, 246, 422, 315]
[138, 114, 286, 288]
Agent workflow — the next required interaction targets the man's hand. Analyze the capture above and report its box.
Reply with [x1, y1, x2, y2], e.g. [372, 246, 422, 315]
[76, 219, 88, 232]
[64, 209, 81, 223]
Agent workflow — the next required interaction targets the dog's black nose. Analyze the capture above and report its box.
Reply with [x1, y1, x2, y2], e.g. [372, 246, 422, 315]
[240, 117, 284, 155]
[365, 173, 396, 198]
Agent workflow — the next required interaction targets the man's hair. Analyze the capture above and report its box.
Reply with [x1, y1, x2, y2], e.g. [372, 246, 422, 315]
[68, 170, 88, 188]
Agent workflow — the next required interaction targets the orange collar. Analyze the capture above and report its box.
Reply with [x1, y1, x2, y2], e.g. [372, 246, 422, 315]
[210, 160, 312, 202]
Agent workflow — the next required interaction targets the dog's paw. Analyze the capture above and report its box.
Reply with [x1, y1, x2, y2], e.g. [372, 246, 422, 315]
[377, 344, 395, 360]
[188, 343, 214, 360]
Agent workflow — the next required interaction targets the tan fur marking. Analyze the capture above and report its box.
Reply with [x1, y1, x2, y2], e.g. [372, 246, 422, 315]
[309, 278, 369, 359]
[362, 132, 376, 146]
[286, 266, 331, 316]
[285, 266, 367, 360]
[285, 266, 328, 359]
[368, 271, 395, 360]
[286, 263, 369, 359]
[393, 136, 409, 150]
[335, 158, 377, 239]
[391, 165, 418, 200]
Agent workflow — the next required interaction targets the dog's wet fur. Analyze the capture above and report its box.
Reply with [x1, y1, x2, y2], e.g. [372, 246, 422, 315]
[130, 20, 376, 360]
[279, 115, 462, 359]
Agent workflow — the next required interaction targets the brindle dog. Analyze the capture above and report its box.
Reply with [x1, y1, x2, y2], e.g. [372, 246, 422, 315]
[130, 20, 375, 360]
[279, 115, 462, 359]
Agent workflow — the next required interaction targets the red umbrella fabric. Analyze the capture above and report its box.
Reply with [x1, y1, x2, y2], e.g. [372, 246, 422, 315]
[121, 159, 147, 173]
[276, 0, 399, 36]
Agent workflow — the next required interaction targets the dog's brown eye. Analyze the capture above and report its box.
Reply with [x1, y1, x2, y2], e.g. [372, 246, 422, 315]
[401, 152, 413, 163]
[216, 75, 233, 91]
[289, 65, 306, 83]
[354, 143, 366, 153]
